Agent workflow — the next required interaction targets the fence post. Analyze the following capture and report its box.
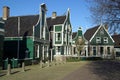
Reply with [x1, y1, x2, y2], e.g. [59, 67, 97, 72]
[22, 62, 25, 72]
[40, 60, 43, 68]
[7, 64, 11, 75]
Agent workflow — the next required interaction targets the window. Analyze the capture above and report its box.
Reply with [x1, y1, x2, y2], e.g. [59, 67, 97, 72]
[96, 37, 101, 43]
[93, 47, 96, 56]
[56, 46, 61, 54]
[25, 48, 30, 58]
[34, 45, 39, 58]
[107, 47, 110, 54]
[55, 33, 61, 41]
[104, 37, 108, 43]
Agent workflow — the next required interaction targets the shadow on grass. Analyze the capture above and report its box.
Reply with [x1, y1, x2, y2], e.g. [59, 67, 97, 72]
[0, 72, 6, 77]
[25, 69, 31, 72]
[90, 60, 120, 80]
[11, 71, 20, 74]
[0, 68, 31, 77]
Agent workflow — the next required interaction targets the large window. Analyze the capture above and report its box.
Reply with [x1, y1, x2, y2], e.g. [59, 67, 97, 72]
[104, 37, 108, 44]
[107, 47, 110, 54]
[96, 37, 101, 43]
[34, 45, 39, 58]
[93, 47, 96, 56]
[55, 33, 61, 41]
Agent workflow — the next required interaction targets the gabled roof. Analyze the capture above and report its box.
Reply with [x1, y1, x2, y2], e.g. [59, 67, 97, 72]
[47, 16, 66, 31]
[112, 34, 120, 48]
[4, 14, 66, 37]
[72, 32, 77, 39]
[84, 25, 99, 41]
[4, 15, 39, 37]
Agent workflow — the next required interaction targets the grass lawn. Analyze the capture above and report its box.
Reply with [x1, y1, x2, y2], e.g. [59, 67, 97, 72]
[0, 61, 88, 80]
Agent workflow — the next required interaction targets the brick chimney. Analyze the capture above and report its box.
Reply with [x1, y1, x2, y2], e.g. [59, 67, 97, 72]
[52, 12, 57, 19]
[3, 6, 10, 20]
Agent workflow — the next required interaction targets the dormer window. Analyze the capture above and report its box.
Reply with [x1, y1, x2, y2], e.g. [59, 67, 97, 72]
[104, 37, 108, 43]
[96, 37, 101, 43]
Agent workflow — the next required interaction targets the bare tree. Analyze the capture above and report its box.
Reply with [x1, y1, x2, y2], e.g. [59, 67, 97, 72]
[88, 0, 120, 34]
[75, 37, 85, 58]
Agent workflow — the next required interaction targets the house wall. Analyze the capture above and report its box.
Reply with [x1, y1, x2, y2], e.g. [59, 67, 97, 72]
[0, 35, 4, 69]
[0, 22, 4, 69]
[115, 48, 120, 59]
[89, 45, 114, 58]
[4, 37, 34, 59]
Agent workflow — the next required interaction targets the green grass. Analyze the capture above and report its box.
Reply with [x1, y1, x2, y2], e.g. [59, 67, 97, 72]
[0, 62, 88, 80]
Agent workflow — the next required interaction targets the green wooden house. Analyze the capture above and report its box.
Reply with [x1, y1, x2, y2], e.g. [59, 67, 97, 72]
[0, 21, 4, 69]
[3, 4, 49, 63]
[47, 9, 72, 61]
[112, 34, 120, 59]
[84, 24, 115, 59]
[72, 27, 88, 57]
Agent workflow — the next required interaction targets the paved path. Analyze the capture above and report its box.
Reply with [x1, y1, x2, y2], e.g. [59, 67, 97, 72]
[61, 60, 120, 80]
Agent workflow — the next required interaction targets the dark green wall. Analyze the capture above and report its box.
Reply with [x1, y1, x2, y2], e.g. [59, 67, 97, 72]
[4, 37, 34, 59]
[91, 27, 114, 45]
[0, 35, 4, 69]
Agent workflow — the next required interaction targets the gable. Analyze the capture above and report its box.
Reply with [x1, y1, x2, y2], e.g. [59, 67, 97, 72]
[47, 16, 66, 31]
[63, 9, 72, 32]
[84, 26, 99, 41]
[90, 26, 114, 45]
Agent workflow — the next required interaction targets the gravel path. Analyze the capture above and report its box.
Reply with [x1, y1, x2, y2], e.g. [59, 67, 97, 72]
[61, 60, 120, 80]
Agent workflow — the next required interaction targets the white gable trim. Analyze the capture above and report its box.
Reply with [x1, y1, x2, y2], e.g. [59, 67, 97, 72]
[89, 24, 114, 43]
[103, 25, 115, 43]
[89, 25, 102, 42]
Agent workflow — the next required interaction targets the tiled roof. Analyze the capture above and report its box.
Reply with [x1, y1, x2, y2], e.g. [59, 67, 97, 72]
[84, 25, 99, 41]
[72, 32, 77, 39]
[47, 16, 66, 31]
[4, 15, 39, 37]
[4, 15, 66, 37]
[112, 34, 120, 48]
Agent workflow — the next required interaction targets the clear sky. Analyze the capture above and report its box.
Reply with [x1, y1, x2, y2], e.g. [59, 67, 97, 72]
[0, 0, 94, 33]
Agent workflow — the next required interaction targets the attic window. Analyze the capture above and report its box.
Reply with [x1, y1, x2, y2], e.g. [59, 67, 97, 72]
[96, 37, 101, 43]
[104, 37, 108, 44]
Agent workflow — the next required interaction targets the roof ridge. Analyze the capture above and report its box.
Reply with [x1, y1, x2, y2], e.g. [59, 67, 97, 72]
[87, 25, 100, 30]
[7, 14, 39, 18]
[47, 15, 66, 19]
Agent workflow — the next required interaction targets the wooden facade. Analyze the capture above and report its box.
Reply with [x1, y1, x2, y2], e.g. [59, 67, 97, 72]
[84, 24, 115, 59]
[47, 9, 72, 61]
[0, 21, 4, 69]
[3, 4, 49, 63]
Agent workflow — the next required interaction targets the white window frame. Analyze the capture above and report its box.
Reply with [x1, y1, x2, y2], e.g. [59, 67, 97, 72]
[96, 37, 101, 43]
[35, 44, 39, 58]
[55, 33, 61, 41]
[104, 37, 108, 43]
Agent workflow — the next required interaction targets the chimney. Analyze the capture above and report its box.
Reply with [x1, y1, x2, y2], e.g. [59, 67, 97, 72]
[52, 12, 57, 19]
[3, 6, 10, 20]
[105, 24, 108, 31]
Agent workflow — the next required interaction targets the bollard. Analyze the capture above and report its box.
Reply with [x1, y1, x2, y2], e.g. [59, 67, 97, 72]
[40, 60, 43, 68]
[7, 64, 11, 75]
[47, 60, 50, 67]
[22, 62, 25, 72]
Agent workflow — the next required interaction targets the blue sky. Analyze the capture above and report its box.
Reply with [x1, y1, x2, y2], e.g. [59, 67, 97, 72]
[0, 0, 94, 33]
